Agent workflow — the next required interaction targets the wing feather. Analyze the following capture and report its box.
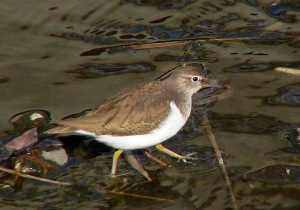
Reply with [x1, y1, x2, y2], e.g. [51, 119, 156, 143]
[46, 81, 172, 136]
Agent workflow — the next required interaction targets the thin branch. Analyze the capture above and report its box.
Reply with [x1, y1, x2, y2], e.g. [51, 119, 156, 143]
[0, 166, 72, 186]
[0, 59, 41, 66]
[107, 190, 174, 202]
[202, 116, 238, 210]
[118, 37, 256, 50]
[274, 67, 300, 75]
[80, 37, 258, 56]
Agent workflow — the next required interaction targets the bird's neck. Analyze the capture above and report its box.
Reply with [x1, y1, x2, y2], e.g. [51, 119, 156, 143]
[162, 79, 193, 118]
[176, 96, 192, 119]
[167, 89, 192, 119]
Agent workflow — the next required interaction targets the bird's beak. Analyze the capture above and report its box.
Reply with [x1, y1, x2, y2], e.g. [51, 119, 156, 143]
[201, 78, 223, 89]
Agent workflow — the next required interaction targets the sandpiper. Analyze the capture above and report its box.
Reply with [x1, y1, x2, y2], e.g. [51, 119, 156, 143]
[46, 65, 221, 179]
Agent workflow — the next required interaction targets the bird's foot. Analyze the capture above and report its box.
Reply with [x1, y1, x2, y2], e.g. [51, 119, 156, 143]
[155, 144, 197, 163]
[176, 152, 197, 163]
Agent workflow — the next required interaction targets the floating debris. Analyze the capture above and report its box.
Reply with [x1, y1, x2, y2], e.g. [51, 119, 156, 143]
[286, 128, 300, 147]
[40, 139, 68, 167]
[0, 76, 9, 83]
[5, 128, 38, 152]
[9, 110, 51, 132]
[245, 164, 300, 184]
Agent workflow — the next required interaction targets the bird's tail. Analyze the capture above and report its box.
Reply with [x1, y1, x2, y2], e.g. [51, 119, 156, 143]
[44, 125, 75, 135]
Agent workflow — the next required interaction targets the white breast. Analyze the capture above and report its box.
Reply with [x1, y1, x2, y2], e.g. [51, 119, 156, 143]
[75, 100, 191, 150]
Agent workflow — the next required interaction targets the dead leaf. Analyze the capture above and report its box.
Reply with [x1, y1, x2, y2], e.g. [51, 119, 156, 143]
[5, 127, 38, 152]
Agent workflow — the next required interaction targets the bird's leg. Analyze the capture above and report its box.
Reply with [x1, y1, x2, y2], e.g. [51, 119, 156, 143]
[155, 144, 197, 162]
[124, 150, 152, 181]
[111, 149, 124, 177]
[143, 150, 168, 166]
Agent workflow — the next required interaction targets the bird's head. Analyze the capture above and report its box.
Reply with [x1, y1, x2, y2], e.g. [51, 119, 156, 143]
[159, 65, 222, 97]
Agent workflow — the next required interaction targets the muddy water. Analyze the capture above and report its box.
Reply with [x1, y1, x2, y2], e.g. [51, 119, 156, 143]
[1, 0, 300, 209]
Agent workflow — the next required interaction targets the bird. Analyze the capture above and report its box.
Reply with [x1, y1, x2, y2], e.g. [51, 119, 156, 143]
[45, 65, 222, 179]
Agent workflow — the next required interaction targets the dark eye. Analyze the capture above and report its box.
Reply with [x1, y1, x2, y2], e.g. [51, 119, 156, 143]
[191, 76, 200, 82]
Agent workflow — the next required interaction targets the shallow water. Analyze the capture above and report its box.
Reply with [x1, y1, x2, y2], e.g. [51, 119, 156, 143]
[1, 0, 300, 209]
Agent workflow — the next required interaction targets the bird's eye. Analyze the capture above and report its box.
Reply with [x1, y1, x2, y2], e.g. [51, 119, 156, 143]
[191, 76, 200, 82]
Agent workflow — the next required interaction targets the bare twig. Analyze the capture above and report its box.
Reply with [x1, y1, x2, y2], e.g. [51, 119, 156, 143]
[81, 37, 259, 56]
[274, 67, 300, 75]
[120, 37, 256, 50]
[0, 166, 72, 186]
[202, 116, 238, 210]
[107, 190, 174, 202]
[0, 59, 40, 66]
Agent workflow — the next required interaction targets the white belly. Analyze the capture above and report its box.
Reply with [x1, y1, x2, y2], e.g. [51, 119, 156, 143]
[75, 101, 190, 150]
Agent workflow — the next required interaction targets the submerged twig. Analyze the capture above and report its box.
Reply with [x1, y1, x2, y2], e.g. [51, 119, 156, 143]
[107, 190, 174, 202]
[81, 37, 258, 56]
[121, 37, 255, 50]
[202, 116, 238, 210]
[0, 166, 72, 186]
[0, 59, 41, 66]
[274, 67, 300, 75]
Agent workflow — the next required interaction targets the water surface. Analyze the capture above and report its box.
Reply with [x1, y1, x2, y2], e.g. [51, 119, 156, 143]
[0, 0, 300, 209]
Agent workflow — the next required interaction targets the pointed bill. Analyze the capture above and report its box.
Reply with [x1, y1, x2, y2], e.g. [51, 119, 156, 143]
[201, 78, 223, 89]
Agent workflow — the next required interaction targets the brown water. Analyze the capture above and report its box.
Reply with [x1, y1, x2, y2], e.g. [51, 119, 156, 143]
[1, 0, 300, 209]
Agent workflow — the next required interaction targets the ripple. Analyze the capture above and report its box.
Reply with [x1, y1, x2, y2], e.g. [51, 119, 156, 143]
[120, 0, 196, 9]
[67, 62, 156, 78]
[288, 40, 300, 48]
[224, 63, 272, 73]
[265, 1, 300, 23]
[245, 164, 300, 183]
[264, 83, 300, 107]
[209, 112, 291, 134]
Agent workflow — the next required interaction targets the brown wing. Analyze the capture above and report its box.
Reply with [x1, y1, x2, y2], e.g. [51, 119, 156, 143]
[46, 81, 172, 136]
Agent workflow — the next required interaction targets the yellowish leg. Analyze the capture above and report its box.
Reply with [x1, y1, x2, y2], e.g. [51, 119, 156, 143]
[155, 144, 196, 162]
[111, 149, 124, 177]
[143, 150, 168, 166]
